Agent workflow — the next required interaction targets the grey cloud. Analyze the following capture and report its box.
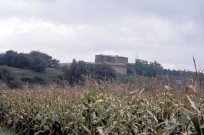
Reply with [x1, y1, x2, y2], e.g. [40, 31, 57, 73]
[1, 0, 203, 24]
[0, 0, 203, 70]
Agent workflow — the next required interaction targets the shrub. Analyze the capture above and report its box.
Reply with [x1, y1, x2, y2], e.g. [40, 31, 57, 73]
[31, 56, 47, 72]
[0, 66, 15, 82]
[8, 79, 23, 89]
[63, 60, 116, 85]
[0, 66, 22, 89]
[33, 76, 46, 84]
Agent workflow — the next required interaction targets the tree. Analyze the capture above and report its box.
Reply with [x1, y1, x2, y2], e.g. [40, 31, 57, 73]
[148, 61, 163, 77]
[127, 59, 164, 77]
[49, 59, 60, 68]
[15, 53, 31, 69]
[134, 59, 149, 76]
[0, 53, 4, 65]
[30, 56, 47, 72]
[127, 58, 191, 79]
[29, 51, 59, 68]
[63, 60, 116, 85]
[61, 66, 70, 81]
[68, 60, 87, 85]
[2, 50, 18, 67]
[91, 64, 116, 81]
[0, 50, 59, 71]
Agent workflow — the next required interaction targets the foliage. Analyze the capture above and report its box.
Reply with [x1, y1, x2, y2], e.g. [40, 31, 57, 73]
[0, 77, 203, 134]
[32, 76, 47, 84]
[128, 59, 194, 79]
[0, 66, 15, 82]
[7, 79, 23, 89]
[0, 66, 22, 89]
[21, 76, 47, 85]
[14, 53, 31, 69]
[4, 67, 63, 86]
[91, 63, 116, 81]
[63, 60, 116, 85]
[61, 66, 70, 81]
[29, 51, 59, 68]
[30, 56, 47, 72]
[0, 50, 59, 72]
[116, 73, 135, 83]
[128, 59, 163, 77]
[68, 60, 87, 85]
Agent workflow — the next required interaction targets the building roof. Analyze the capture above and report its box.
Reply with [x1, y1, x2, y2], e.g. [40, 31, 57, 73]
[59, 63, 72, 67]
[95, 54, 128, 59]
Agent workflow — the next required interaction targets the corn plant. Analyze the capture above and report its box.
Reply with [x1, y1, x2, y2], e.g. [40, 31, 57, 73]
[0, 77, 203, 135]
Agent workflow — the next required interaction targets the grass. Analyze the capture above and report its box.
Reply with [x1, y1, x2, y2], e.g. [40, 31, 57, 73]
[0, 75, 203, 134]
[9, 67, 63, 78]
[7, 67, 63, 85]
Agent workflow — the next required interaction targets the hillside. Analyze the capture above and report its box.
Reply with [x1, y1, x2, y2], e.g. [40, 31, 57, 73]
[8, 67, 63, 85]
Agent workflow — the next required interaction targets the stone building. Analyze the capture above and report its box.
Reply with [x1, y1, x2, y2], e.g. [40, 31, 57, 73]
[59, 54, 129, 75]
[95, 54, 128, 64]
[95, 54, 128, 75]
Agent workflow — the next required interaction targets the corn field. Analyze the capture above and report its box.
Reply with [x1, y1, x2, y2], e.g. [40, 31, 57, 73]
[0, 76, 204, 135]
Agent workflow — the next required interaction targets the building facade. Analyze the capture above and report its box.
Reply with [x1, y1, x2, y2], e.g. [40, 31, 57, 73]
[95, 54, 128, 64]
[95, 54, 128, 75]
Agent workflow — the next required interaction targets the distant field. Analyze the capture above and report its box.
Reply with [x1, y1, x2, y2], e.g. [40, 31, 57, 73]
[9, 67, 63, 78]
[8, 67, 63, 84]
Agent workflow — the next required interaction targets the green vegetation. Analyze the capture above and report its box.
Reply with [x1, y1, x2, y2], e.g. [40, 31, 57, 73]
[0, 51, 203, 134]
[0, 66, 23, 89]
[0, 50, 118, 86]
[11, 67, 63, 85]
[0, 50, 201, 87]
[0, 66, 63, 88]
[128, 59, 193, 79]
[0, 50, 59, 73]
[0, 60, 116, 87]
[30, 56, 47, 72]
[0, 75, 203, 134]
[62, 59, 116, 85]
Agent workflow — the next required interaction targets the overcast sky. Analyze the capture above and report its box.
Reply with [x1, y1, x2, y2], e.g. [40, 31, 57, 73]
[0, 0, 203, 70]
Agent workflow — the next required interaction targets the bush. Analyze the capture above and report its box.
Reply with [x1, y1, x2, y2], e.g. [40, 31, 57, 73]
[0, 66, 15, 82]
[31, 56, 47, 72]
[0, 66, 22, 89]
[63, 60, 116, 85]
[21, 76, 47, 85]
[33, 76, 46, 84]
[92, 64, 116, 81]
[51, 76, 63, 84]
[8, 79, 23, 89]
[21, 77, 32, 83]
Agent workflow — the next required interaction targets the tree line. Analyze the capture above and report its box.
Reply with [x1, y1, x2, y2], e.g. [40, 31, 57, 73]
[127, 59, 193, 79]
[0, 50, 197, 88]
[62, 60, 116, 85]
[0, 50, 117, 88]
[0, 50, 59, 72]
